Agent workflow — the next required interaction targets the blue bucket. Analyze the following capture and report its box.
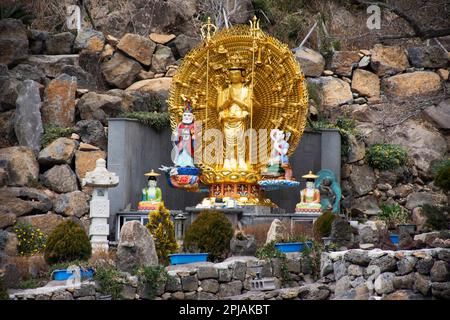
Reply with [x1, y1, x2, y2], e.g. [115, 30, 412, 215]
[169, 253, 209, 265]
[52, 267, 95, 281]
[274, 242, 305, 253]
[390, 234, 399, 245]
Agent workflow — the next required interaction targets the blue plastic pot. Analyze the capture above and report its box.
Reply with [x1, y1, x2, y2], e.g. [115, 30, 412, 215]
[390, 234, 399, 245]
[169, 253, 209, 265]
[52, 267, 95, 281]
[274, 242, 304, 253]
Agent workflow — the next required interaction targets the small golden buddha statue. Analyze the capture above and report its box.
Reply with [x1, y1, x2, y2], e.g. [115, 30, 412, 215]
[217, 58, 251, 171]
[295, 171, 322, 213]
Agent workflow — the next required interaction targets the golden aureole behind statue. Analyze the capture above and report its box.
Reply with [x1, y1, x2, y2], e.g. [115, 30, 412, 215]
[164, 16, 308, 209]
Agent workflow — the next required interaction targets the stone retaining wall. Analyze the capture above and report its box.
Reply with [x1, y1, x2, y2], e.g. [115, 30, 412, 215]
[8, 248, 450, 300]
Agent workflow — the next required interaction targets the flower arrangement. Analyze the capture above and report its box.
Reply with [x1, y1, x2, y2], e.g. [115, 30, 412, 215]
[13, 222, 46, 256]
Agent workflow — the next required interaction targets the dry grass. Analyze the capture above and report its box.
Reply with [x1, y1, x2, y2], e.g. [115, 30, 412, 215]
[7, 254, 48, 280]
[242, 223, 271, 247]
[88, 247, 117, 268]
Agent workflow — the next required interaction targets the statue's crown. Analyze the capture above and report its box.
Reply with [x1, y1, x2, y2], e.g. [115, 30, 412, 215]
[226, 52, 249, 70]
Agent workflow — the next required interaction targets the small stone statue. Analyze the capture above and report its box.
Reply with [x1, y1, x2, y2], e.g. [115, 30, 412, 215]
[295, 171, 322, 213]
[138, 170, 162, 211]
[174, 97, 195, 167]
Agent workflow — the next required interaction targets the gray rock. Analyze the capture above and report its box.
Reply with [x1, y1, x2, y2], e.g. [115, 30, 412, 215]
[38, 137, 78, 165]
[359, 225, 376, 244]
[61, 65, 96, 91]
[14, 80, 44, 154]
[416, 258, 435, 275]
[165, 275, 181, 292]
[0, 76, 21, 111]
[393, 273, 415, 290]
[218, 268, 233, 282]
[330, 51, 361, 76]
[101, 52, 142, 89]
[294, 47, 325, 77]
[74, 120, 107, 150]
[406, 192, 447, 210]
[298, 283, 330, 300]
[414, 273, 431, 296]
[21, 55, 79, 78]
[197, 266, 218, 280]
[423, 99, 450, 130]
[333, 260, 347, 281]
[41, 164, 78, 193]
[397, 256, 417, 275]
[74, 29, 105, 52]
[349, 165, 376, 196]
[350, 276, 366, 288]
[230, 235, 257, 256]
[348, 264, 364, 277]
[77, 92, 123, 125]
[320, 253, 333, 277]
[116, 221, 159, 272]
[0, 19, 29, 66]
[286, 256, 301, 273]
[45, 32, 75, 54]
[197, 292, 218, 300]
[351, 195, 382, 216]
[331, 219, 353, 247]
[171, 34, 200, 58]
[151, 45, 176, 73]
[218, 281, 243, 297]
[431, 282, 450, 299]
[9, 64, 46, 84]
[51, 291, 74, 300]
[369, 254, 397, 273]
[0, 146, 39, 186]
[407, 46, 448, 69]
[334, 275, 351, 297]
[344, 250, 370, 266]
[438, 250, 450, 262]
[121, 285, 136, 300]
[73, 284, 96, 298]
[374, 272, 395, 294]
[266, 218, 288, 244]
[430, 261, 449, 282]
[54, 191, 89, 217]
[181, 275, 199, 292]
[0, 187, 53, 217]
[232, 261, 247, 281]
[200, 279, 219, 294]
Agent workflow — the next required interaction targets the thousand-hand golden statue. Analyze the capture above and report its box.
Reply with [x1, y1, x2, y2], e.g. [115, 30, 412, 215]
[166, 16, 309, 206]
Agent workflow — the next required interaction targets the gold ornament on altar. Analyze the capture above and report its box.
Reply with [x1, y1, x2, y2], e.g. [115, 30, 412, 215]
[167, 16, 308, 205]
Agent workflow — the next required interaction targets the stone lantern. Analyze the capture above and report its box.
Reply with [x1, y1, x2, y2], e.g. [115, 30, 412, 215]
[174, 213, 187, 242]
[82, 158, 119, 251]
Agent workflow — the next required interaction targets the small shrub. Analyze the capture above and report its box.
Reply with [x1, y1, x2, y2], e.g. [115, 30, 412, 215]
[433, 159, 450, 192]
[13, 222, 46, 256]
[41, 125, 74, 147]
[184, 211, 233, 261]
[119, 111, 170, 131]
[17, 278, 45, 289]
[44, 220, 91, 264]
[146, 204, 178, 264]
[255, 240, 290, 282]
[313, 211, 337, 239]
[421, 204, 449, 231]
[302, 241, 323, 280]
[378, 203, 410, 228]
[134, 266, 168, 300]
[94, 265, 128, 300]
[366, 143, 408, 170]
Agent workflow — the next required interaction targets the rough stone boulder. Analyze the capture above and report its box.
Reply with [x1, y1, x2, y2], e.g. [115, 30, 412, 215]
[383, 71, 441, 99]
[9, 64, 47, 84]
[405, 192, 447, 210]
[41, 164, 79, 193]
[14, 80, 44, 154]
[21, 55, 79, 78]
[45, 32, 75, 55]
[331, 218, 353, 246]
[151, 44, 176, 73]
[117, 221, 158, 272]
[117, 33, 156, 66]
[74, 120, 107, 150]
[126, 77, 172, 110]
[351, 195, 381, 216]
[0, 187, 53, 217]
[423, 99, 450, 130]
[0, 146, 39, 186]
[388, 119, 447, 173]
[77, 91, 123, 125]
[266, 219, 288, 244]
[307, 76, 353, 108]
[370, 44, 409, 76]
[54, 190, 89, 218]
[294, 47, 325, 77]
[38, 137, 78, 165]
[407, 46, 448, 69]
[61, 65, 96, 91]
[75, 150, 106, 180]
[330, 51, 361, 76]
[0, 19, 29, 66]
[17, 213, 64, 236]
[149, 33, 176, 45]
[171, 34, 200, 58]
[0, 75, 21, 111]
[351, 69, 380, 98]
[74, 29, 105, 53]
[349, 165, 376, 196]
[42, 74, 78, 127]
[101, 52, 142, 89]
[28, 29, 48, 54]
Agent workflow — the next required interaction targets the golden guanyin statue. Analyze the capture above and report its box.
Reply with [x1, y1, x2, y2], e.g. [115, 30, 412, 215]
[166, 17, 309, 206]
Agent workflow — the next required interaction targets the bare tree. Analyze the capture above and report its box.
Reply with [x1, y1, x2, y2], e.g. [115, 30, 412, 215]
[198, 0, 240, 30]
